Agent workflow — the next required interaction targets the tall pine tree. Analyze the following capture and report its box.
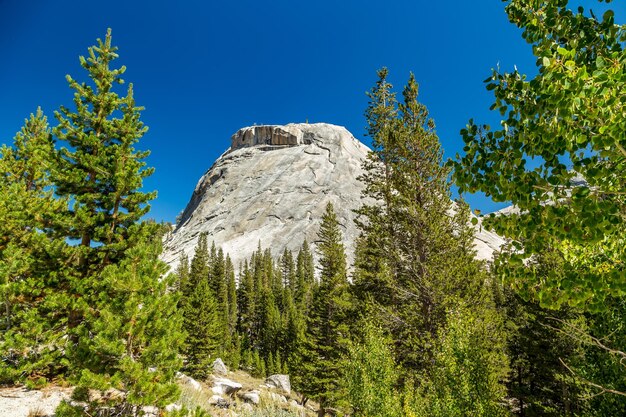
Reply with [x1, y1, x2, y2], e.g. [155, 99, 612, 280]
[293, 203, 350, 416]
[353, 69, 508, 412]
[45, 30, 184, 416]
[53, 28, 154, 276]
[181, 233, 222, 379]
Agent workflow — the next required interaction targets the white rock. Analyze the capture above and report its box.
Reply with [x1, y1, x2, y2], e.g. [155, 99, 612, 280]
[176, 372, 202, 391]
[212, 377, 242, 396]
[162, 123, 370, 271]
[142, 405, 159, 416]
[239, 390, 261, 405]
[212, 358, 228, 376]
[0, 386, 72, 417]
[209, 394, 224, 404]
[265, 374, 291, 394]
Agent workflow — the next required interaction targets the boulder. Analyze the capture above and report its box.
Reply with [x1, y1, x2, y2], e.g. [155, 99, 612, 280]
[142, 405, 159, 417]
[176, 372, 202, 391]
[238, 390, 260, 405]
[265, 374, 291, 394]
[212, 358, 228, 375]
[211, 377, 242, 397]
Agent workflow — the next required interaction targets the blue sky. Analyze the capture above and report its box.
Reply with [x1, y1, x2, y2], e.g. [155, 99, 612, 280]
[0, 0, 621, 223]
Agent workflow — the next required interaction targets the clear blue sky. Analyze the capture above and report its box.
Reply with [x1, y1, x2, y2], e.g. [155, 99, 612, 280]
[1, 0, 621, 223]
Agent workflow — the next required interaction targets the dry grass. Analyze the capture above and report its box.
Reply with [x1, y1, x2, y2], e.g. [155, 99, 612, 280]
[177, 371, 317, 417]
[27, 407, 47, 417]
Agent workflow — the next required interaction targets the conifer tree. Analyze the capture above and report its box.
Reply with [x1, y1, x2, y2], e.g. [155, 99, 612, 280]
[293, 203, 350, 415]
[44, 30, 184, 415]
[0, 110, 69, 384]
[175, 253, 190, 294]
[354, 69, 501, 372]
[186, 234, 209, 296]
[181, 233, 222, 378]
[257, 287, 282, 359]
[295, 240, 316, 311]
[225, 255, 238, 340]
[205, 245, 230, 355]
[183, 277, 220, 380]
[351, 70, 509, 415]
[280, 248, 297, 293]
[58, 226, 183, 416]
[237, 260, 255, 347]
[53, 28, 154, 276]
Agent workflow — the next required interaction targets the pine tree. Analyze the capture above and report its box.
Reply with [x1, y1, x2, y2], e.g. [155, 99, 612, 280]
[186, 234, 209, 296]
[225, 255, 237, 330]
[0, 109, 70, 384]
[295, 240, 316, 312]
[280, 248, 296, 293]
[175, 253, 190, 294]
[53, 28, 154, 276]
[355, 69, 500, 372]
[57, 226, 183, 416]
[2, 31, 184, 414]
[293, 203, 350, 415]
[183, 277, 221, 380]
[237, 259, 255, 348]
[181, 233, 222, 379]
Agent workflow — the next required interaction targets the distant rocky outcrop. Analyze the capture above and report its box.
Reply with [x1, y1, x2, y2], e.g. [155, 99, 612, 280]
[162, 123, 504, 271]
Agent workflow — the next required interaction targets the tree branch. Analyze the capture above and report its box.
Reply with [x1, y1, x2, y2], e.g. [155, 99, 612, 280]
[559, 358, 626, 398]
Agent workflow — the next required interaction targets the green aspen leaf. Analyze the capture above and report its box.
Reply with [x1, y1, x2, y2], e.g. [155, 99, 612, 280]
[542, 57, 551, 67]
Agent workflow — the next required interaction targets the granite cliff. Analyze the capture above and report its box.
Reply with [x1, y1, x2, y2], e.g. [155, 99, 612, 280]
[162, 123, 503, 270]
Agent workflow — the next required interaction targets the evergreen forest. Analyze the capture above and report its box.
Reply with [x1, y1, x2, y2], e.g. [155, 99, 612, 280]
[1, 1, 625, 416]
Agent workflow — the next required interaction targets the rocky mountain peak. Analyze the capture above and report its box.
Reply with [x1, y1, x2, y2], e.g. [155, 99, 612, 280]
[162, 123, 504, 271]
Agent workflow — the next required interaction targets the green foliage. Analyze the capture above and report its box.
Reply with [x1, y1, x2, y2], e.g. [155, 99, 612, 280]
[451, 0, 626, 311]
[355, 68, 498, 374]
[0, 109, 71, 384]
[291, 203, 350, 411]
[62, 228, 183, 414]
[180, 233, 223, 379]
[496, 252, 592, 416]
[568, 297, 626, 414]
[0, 29, 185, 415]
[343, 321, 402, 417]
[53, 28, 155, 276]
[408, 305, 509, 417]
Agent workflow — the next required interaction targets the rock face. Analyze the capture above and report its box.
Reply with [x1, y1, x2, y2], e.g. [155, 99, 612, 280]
[162, 123, 504, 271]
[163, 123, 370, 270]
[265, 374, 291, 394]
